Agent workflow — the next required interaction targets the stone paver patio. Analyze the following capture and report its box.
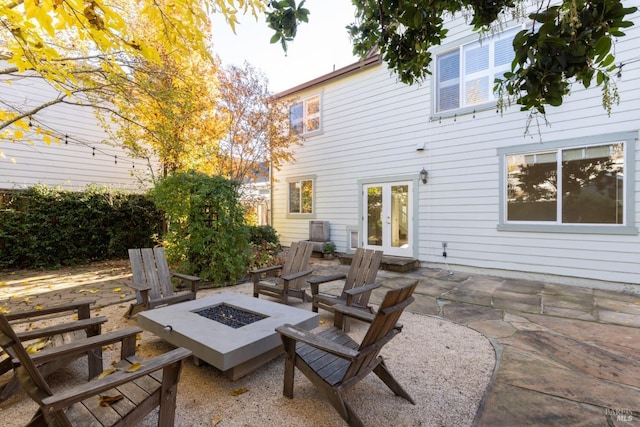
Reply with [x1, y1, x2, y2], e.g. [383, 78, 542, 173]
[1, 258, 639, 426]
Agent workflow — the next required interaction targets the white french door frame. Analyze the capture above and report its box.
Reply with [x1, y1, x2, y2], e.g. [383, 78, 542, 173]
[358, 175, 419, 258]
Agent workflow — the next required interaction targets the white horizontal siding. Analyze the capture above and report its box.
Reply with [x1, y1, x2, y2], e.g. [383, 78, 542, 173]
[0, 68, 153, 191]
[275, 4, 640, 289]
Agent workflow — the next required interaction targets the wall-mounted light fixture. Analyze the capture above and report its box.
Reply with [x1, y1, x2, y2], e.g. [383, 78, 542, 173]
[420, 168, 428, 184]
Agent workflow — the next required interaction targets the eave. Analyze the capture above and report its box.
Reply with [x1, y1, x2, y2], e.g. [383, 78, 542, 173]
[274, 54, 382, 99]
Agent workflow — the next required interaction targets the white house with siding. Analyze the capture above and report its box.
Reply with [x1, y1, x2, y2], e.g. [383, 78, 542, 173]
[0, 63, 153, 191]
[271, 4, 640, 292]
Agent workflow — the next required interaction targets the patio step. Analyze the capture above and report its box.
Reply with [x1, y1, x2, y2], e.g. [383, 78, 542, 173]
[337, 253, 420, 273]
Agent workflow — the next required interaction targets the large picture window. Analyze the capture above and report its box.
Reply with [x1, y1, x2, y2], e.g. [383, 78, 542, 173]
[498, 133, 637, 235]
[288, 178, 313, 215]
[436, 26, 520, 113]
[290, 95, 320, 135]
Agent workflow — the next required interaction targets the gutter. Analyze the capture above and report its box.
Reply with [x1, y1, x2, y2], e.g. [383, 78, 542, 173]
[274, 54, 382, 99]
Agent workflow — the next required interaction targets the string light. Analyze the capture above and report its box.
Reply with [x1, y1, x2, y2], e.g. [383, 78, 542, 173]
[13, 114, 146, 168]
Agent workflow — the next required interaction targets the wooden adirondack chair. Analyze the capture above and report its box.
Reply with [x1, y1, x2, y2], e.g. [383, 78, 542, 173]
[251, 241, 314, 304]
[0, 300, 126, 403]
[124, 247, 201, 318]
[276, 281, 418, 427]
[0, 313, 191, 426]
[308, 248, 383, 331]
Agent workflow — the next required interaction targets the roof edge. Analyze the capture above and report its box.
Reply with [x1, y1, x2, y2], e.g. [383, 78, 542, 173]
[274, 54, 382, 99]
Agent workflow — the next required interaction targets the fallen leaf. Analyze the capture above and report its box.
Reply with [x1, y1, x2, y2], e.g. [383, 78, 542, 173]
[126, 362, 142, 372]
[35, 304, 42, 310]
[230, 387, 248, 396]
[88, 289, 99, 294]
[211, 415, 223, 426]
[99, 394, 123, 407]
[26, 341, 48, 354]
[97, 366, 117, 379]
[0, 282, 8, 287]
[113, 287, 122, 293]
[0, 307, 10, 314]
[120, 295, 126, 299]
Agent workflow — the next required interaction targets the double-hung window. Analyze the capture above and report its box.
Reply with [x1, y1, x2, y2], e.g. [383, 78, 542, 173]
[436, 26, 520, 113]
[290, 95, 321, 135]
[498, 132, 637, 235]
[288, 177, 314, 216]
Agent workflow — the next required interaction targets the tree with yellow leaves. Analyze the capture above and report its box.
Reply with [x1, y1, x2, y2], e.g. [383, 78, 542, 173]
[0, 0, 265, 147]
[97, 33, 227, 178]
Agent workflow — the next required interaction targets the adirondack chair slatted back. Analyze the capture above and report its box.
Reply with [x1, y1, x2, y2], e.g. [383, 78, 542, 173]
[0, 315, 56, 414]
[341, 248, 383, 305]
[129, 247, 174, 301]
[345, 281, 417, 380]
[280, 241, 314, 291]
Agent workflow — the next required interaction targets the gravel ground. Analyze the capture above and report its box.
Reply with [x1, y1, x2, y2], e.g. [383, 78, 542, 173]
[0, 285, 495, 426]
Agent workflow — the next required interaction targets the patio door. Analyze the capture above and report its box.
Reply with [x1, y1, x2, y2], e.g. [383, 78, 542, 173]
[363, 182, 413, 257]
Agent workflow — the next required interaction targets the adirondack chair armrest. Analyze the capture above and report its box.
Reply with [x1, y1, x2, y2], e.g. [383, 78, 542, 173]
[4, 300, 97, 322]
[281, 269, 314, 283]
[15, 317, 108, 342]
[343, 282, 383, 297]
[172, 272, 200, 292]
[250, 265, 284, 284]
[276, 324, 359, 360]
[332, 304, 376, 324]
[41, 347, 193, 413]
[124, 280, 151, 292]
[308, 274, 348, 295]
[29, 327, 143, 365]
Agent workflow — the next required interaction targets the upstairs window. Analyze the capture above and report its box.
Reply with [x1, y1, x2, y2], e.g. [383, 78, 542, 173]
[436, 26, 520, 113]
[290, 95, 320, 135]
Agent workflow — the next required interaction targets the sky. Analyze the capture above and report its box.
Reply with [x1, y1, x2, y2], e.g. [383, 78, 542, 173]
[210, 1, 360, 94]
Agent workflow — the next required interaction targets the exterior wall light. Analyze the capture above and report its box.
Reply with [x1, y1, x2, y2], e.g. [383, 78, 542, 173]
[420, 168, 428, 184]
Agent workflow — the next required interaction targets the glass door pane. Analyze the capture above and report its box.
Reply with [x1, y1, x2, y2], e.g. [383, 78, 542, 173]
[391, 185, 409, 248]
[363, 182, 412, 257]
[366, 186, 382, 246]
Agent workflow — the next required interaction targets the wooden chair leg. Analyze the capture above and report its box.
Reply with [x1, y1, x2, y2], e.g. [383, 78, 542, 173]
[373, 360, 415, 404]
[281, 337, 296, 399]
[158, 361, 184, 426]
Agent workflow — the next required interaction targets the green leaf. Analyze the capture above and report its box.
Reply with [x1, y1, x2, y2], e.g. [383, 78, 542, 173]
[270, 33, 281, 44]
[594, 36, 612, 59]
[601, 54, 615, 67]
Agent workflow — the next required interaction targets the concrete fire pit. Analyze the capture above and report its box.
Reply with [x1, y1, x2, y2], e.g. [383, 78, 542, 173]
[137, 292, 319, 380]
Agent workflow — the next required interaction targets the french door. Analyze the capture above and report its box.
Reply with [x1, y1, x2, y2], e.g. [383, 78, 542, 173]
[363, 181, 413, 257]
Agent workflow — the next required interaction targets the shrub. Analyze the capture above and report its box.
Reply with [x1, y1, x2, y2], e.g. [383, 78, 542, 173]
[151, 171, 250, 286]
[248, 225, 280, 246]
[0, 185, 162, 269]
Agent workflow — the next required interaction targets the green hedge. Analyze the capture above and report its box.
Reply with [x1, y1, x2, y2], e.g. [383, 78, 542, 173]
[0, 185, 163, 269]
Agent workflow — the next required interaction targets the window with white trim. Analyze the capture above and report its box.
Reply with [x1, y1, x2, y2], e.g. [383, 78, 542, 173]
[288, 178, 313, 215]
[498, 133, 638, 235]
[436, 26, 520, 113]
[290, 95, 320, 135]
